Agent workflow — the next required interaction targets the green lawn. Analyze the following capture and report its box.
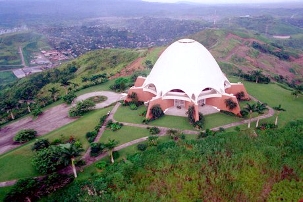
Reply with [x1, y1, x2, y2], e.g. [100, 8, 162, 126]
[243, 81, 303, 126]
[115, 104, 242, 130]
[100, 125, 150, 145]
[0, 107, 112, 182]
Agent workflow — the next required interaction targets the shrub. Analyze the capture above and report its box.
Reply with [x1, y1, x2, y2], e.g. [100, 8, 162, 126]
[69, 100, 95, 117]
[137, 143, 148, 151]
[14, 129, 37, 143]
[62, 91, 77, 104]
[129, 103, 138, 110]
[32, 107, 43, 117]
[142, 118, 150, 124]
[90, 143, 105, 157]
[150, 104, 164, 120]
[86, 131, 98, 143]
[32, 139, 50, 151]
[148, 127, 160, 135]
[95, 161, 107, 170]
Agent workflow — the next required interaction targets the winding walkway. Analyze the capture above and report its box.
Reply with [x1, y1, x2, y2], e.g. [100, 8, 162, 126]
[0, 95, 275, 188]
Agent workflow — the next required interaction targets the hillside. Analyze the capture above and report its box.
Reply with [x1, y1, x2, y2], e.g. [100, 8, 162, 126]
[190, 29, 303, 86]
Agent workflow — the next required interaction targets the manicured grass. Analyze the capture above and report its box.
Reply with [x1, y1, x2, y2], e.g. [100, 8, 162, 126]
[100, 126, 150, 145]
[0, 107, 112, 182]
[115, 104, 242, 130]
[0, 186, 12, 201]
[114, 105, 147, 123]
[243, 81, 303, 126]
[150, 115, 195, 130]
[203, 113, 242, 129]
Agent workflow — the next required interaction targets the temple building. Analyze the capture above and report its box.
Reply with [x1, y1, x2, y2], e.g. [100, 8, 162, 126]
[125, 39, 249, 121]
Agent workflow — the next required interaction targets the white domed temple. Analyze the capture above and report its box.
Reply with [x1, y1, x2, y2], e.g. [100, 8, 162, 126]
[125, 39, 249, 121]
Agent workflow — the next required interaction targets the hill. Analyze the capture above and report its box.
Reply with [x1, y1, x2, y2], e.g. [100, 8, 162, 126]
[190, 29, 303, 87]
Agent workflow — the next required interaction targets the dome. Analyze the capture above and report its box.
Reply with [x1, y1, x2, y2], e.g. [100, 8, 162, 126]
[143, 39, 230, 103]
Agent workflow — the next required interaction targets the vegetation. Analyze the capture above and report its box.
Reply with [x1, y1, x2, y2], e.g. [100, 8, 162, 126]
[47, 120, 303, 201]
[14, 129, 37, 143]
[150, 104, 164, 120]
[69, 100, 95, 117]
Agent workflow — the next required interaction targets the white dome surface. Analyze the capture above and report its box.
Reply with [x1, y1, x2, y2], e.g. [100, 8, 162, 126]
[143, 39, 230, 102]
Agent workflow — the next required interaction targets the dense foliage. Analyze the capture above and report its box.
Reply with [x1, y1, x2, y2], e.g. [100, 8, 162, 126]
[13, 129, 37, 143]
[69, 100, 95, 117]
[4, 174, 73, 202]
[47, 120, 303, 201]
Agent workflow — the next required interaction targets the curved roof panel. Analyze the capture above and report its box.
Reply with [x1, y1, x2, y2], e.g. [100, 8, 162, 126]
[143, 39, 230, 101]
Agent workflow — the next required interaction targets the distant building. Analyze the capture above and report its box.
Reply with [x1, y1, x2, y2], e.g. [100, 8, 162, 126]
[125, 39, 249, 121]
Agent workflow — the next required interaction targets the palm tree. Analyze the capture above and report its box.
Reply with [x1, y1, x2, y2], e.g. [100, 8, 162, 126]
[224, 98, 238, 110]
[48, 87, 59, 102]
[105, 139, 119, 164]
[244, 103, 256, 128]
[255, 102, 267, 127]
[60, 78, 71, 95]
[61, 144, 84, 178]
[252, 70, 262, 83]
[3, 100, 16, 120]
[273, 104, 286, 126]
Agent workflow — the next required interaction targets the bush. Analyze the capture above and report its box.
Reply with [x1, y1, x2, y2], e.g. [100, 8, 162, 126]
[90, 143, 105, 157]
[62, 91, 77, 104]
[14, 129, 37, 143]
[148, 127, 160, 135]
[95, 161, 107, 170]
[69, 100, 95, 117]
[137, 143, 148, 151]
[32, 139, 50, 151]
[86, 131, 98, 143]
[129, 103, 138, 110]
[32, 107, 43, 117]
[150, 104, 164, 120]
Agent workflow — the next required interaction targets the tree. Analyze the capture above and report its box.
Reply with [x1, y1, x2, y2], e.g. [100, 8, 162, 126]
[145, 60, 153, 69]
[224, 98, 238, 110]
[3, 100, 16, 120]
[17, 85, 37, 113]
[255, 102, 267, 127]
[14, 129, 37, 143]
[32, 139, 50, 151]
[235, 91, 245, 101]
[62, 91, 77, 104]
[105, 139, 119, 164]
[32, 146, 66, 174]
[48, 87, 59, 102]
[244, 103, 256, 128]
[273, 104, 286, 126]
[251, 70, 262, 83]
[69, 100, 96, 117]
[148, 135, 158, 146]
[186, 105, 196, 124]
[150, 104, 164, 120]
[60, 78, 71, 95]
[61, 144, 84, 178]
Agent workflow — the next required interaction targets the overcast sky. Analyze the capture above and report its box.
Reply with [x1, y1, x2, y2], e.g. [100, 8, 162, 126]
[143, 0, 301, 4]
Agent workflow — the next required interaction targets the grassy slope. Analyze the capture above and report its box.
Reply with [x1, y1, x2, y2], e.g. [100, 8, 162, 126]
[0, 107, 112, 182]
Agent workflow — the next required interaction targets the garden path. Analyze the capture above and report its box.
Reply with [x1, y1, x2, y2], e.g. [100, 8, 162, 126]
[0, 95, 275, 187]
